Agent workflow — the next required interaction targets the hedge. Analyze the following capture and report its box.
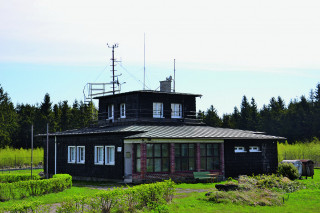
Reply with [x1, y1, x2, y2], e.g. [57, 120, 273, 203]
[2, 179, 175, 212]
[57, 179, 175, 213]
[0, 174, 41, 183]
[0, 174, 72, 202]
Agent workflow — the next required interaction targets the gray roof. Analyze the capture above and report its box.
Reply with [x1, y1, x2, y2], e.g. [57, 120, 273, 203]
[42, 124, 285, 140]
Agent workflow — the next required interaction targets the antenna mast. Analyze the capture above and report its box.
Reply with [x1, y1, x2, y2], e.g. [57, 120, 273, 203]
[173, 59, 176, 92]
[108, 43, 119, 95]
[143, 33, 146, 90]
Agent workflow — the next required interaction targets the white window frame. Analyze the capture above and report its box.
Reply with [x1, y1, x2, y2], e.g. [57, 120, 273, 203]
[153, 102, 163, 118]
[77, 146, 85, 164]
[108, 104, 114, 120]
[120, 103, 126, 118]
[105, 146, 115, 165]
[94, 146, 104, 165]
[249, 146, 261, 152]
[68, 146, 76, 163]
[234, 146, 246, 153]
[171, 103, 182, 118]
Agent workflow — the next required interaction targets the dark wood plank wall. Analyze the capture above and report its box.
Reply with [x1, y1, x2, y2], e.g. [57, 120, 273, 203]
[224, 139, 278, 177]
[44, 132, 137, 180]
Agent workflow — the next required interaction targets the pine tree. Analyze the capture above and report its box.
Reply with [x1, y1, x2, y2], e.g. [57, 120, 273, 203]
[0, 85, 18, 147]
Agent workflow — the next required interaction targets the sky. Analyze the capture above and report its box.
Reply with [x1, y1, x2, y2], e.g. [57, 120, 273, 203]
[1, 0, 320, 116]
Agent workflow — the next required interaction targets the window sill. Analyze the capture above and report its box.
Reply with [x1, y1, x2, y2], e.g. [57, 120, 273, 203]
[68, 161, 75, 164]
[234, 151, 247, 153]
[77, 162, 85, 164]
[106, 163, 115, 166]
[94, 162, 104, 165]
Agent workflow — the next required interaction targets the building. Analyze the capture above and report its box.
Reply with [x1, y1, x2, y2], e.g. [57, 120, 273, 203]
[40, 79, 284, 182]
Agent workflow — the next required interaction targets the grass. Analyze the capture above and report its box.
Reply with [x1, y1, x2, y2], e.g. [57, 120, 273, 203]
[169, 169, 320, 213]
[278, 138, 320, 166]
[0, 147, 43, 168]
[0, 186, 100, 209]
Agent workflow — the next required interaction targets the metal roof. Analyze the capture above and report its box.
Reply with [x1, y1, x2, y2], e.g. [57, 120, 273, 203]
[40, 124, 285, 140]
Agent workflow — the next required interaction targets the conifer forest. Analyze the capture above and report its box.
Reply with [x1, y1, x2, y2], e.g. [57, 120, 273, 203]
[1, 83, 320, 148]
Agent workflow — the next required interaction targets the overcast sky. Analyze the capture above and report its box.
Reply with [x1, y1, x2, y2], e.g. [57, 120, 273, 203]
[1, 0, 320, 116]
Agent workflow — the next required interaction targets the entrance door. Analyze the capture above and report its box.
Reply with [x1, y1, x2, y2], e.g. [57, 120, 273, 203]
[124, 143, 132, 182]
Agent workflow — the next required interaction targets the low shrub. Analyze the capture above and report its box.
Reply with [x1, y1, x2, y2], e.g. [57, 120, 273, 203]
[207, 188, 282, 206]
[207, 174, 304, 207]
[56, 179, 175, 213]
[0, 174, 41, 183]
[239, 174, 304, 193]
[278, 163, 300, 180]
[3, 201, 51, 213]
[0, 174, 72, 201]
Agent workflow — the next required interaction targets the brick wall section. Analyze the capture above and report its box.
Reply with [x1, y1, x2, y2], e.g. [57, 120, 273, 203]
[196, 143, 201, 171]
[140, 143, 147, 179]
[220, 143, 225, 176]
[170, 143, 175, 173]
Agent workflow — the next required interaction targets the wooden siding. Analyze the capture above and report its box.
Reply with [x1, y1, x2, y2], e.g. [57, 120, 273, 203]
[224, 139, 278, 177]
[98, 92, 197, 121]
[43, 132, 138, 180]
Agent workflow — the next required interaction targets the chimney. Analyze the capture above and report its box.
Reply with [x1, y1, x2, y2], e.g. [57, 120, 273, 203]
[160, 76, 172, 92]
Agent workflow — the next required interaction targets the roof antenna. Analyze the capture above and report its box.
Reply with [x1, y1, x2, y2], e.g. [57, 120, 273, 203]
[107, 43, 119, 95]
[173, 59, 176, 92]
[143, 33, 146, 90]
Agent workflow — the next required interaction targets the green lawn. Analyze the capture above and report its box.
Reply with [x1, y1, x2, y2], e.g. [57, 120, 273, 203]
[0, 185, 101, 209]
[1, 169, 319, 212]
[169, 169, 320, 213]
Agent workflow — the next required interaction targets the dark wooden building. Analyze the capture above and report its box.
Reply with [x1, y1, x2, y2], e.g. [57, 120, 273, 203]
[40, 80, 284, 182]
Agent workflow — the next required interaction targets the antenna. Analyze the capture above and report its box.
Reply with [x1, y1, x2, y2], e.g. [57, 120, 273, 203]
[107, 43, 119, 95]
[173, 59, 176, 92]
[143, 33, 146, 90]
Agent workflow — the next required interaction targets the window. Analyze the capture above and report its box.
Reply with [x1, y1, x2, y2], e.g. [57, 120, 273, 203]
[249, 146, 260, 152]
[235, 146, 246, 153]
[108, 104, 114, 119]
[146, 144, 169, 172]
[175, 144, 195, 171]
[200, 144, 220, 170]
[171, 103, 182, 118]
[105, 146, 115, 165]
[94, 146, 104, 165]
[77, 146, 85, 164]
[153, 102, 163, 118]
[120, 103, 126, 118]
[68, 146, 76, 163]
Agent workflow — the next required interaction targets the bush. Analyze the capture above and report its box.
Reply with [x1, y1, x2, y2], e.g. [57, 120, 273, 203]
[56, 179, 176, 213]
[0, 174, 41, 183]
[278, 163, 300, 180]
[0, 174, 72, 201]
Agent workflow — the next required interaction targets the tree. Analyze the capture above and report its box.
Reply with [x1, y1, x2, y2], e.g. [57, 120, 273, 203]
[249, 98, 260, 131]
[0, 85, 18, 147]
[13, 103, 36, 148]
[60, 101, 72, 131]
[239, 96, 251, 130]
[204, 105, 221, 127]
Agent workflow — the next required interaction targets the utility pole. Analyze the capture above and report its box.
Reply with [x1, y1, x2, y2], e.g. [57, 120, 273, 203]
[173, 59, 176, 92]
[31, 125, 33, 180]
[107, 43, 119, 95]
[144, 33, 146, 90]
